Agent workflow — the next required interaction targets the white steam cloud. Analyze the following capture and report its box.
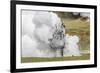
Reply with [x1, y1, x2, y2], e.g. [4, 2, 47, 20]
[22, 11, 81, 57]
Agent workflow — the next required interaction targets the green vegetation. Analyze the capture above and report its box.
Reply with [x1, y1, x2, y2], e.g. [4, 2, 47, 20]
[21, 54, 90, 63]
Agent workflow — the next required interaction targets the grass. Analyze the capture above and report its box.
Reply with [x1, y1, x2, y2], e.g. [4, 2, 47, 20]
[21, 54, 90, 63]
